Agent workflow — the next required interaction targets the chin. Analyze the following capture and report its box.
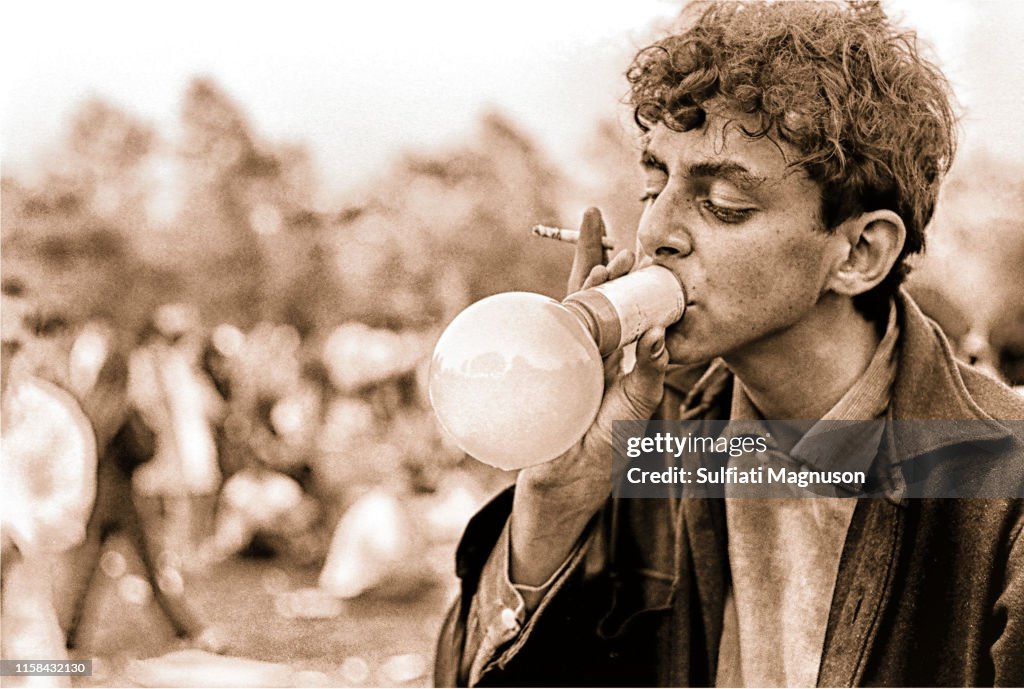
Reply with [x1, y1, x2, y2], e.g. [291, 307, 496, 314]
[666, 331, 718, 366]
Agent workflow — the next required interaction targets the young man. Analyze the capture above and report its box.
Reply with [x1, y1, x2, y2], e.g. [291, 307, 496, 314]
[435, 1, 1024, 686]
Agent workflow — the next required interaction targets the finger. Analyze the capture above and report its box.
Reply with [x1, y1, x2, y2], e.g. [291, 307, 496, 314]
[581, 250, 634, 292]
[581, 265, 610, 291]
[619, 328, 668, 417]
[618, 327, 667, 409]
[635, 327, 669, 372]
[602, 347, 624, 388]
[604, 250, 635, 281]
[567, 207, 607, 294]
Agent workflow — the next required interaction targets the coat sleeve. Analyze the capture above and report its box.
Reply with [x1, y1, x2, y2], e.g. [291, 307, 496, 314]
[992, 515, 1024, 686]
[434, 486, 680, 688]
[435, 487, 516, 687]
[434, 487, 614, 687]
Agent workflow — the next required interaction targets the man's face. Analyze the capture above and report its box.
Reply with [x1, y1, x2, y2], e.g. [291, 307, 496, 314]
[636, 112, 842, 365]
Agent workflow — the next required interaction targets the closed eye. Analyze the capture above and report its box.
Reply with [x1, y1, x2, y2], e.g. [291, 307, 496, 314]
[702, 200, 754, 224]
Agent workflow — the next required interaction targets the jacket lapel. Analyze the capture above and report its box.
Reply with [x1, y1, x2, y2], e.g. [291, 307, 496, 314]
[667, 363, 732, 685]
[680, 498, 729, 684]
[819, 291, 1013, 686]
[817, 496, 905, 686]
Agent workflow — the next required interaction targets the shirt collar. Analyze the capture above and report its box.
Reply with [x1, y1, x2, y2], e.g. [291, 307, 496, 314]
[672, 291, 1016, 500]
[727, 303, 899, 486]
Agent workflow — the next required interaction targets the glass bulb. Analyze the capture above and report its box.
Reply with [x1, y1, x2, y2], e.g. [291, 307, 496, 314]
[429, 293, 604, 471]
[429, 265, 686, 471]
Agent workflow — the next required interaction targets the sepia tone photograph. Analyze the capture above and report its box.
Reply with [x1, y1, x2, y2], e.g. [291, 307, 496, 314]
[2, 1, 1023, 687]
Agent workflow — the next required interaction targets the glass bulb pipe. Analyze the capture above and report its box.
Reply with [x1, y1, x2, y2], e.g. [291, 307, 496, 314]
[429, 265, 686, 470]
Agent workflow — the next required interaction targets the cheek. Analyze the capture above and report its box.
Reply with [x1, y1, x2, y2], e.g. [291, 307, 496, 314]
[705, 233, 830, 323]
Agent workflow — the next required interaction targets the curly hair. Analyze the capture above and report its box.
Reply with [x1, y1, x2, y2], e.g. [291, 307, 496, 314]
[627, 0, 957, 320]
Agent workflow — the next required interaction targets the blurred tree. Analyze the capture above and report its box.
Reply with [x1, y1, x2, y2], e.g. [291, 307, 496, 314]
[62, 98, 156, 229]
[166, 77, 323, 328]
[3, 80, 653, 349]
[326, 111, 572, 330]
[0, 99, 175, 336]
[275, 216, 346, 338]
[578, 116, 645, 251]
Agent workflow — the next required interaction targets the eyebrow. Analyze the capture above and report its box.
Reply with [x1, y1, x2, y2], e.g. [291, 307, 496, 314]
[689, 161, 767, 191]
[640, 147, 768, 191]
[640, 148, 668, 173]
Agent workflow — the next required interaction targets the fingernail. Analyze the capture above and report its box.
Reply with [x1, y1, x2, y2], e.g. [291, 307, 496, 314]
[651, 338, 665, 359]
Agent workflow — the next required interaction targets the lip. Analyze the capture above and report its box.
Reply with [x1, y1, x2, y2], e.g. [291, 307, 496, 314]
[669, 302, 696, 332]
[643, 257, 691, 309]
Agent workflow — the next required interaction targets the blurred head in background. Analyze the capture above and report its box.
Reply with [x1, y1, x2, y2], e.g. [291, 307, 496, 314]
[1, 278, 30, 396]
[137, 302, 206, 357]
[905, 160, 1024, 388]
[1, 275, 79, 395]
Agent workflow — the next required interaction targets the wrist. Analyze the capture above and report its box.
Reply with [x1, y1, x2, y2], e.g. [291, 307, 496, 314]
[508, 494, 599, 588]
[516, 469, 609, 518]
[511, 476, 605, 550]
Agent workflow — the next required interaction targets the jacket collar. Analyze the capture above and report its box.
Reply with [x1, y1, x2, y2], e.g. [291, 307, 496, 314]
[887, 288, 1012, 460]
[668, 289, 1013, 459]
[664, 291, 1016, 687]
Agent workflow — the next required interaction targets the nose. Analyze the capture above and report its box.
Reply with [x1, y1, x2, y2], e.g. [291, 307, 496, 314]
[637, 198, 694, 260]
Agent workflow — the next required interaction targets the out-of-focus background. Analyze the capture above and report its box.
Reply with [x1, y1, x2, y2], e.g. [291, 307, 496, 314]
[2, 1, 1023, 687]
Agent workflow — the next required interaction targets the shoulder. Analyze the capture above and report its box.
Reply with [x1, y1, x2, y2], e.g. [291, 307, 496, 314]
[893, 290, 1024, 427]
[957, 362, 1024, 423]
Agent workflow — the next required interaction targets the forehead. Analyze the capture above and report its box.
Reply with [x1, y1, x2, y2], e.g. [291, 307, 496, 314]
[644, 111, 812, 188]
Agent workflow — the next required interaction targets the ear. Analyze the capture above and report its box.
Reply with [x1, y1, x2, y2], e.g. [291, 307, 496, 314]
[826, 210, 907, 297]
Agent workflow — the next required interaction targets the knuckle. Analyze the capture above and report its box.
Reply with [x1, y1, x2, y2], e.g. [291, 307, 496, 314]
[620, 382, 653, 418]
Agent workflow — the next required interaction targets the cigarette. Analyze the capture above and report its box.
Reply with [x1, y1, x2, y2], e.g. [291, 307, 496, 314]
[532, 225, 616, 250]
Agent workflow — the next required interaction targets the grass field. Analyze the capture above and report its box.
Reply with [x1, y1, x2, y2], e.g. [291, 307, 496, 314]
[69, 532, 460, 687]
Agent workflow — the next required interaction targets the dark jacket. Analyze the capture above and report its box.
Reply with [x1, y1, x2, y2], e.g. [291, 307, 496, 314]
[435, 293, 1024, 687]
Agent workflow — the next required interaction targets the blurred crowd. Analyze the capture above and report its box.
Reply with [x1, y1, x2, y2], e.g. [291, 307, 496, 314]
[0, 79, 608, 680]
[2, 280, 504, 668]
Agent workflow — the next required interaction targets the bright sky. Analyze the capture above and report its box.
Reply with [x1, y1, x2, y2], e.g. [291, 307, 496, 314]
[3, 1, 1022, 198]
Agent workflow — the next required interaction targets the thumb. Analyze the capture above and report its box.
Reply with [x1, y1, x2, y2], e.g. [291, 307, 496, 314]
[567, 208, 608, 294]
[618, 328, 669, 419]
